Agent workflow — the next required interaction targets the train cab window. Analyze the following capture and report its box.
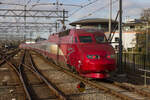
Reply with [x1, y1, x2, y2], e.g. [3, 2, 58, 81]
[75, 37, 78, 43]
[95, 35, 107, 43]
[79, 36, 92, 43]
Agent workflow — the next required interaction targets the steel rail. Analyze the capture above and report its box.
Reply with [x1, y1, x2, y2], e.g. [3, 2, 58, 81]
[5, 50, 68, 100]
[18, 51, 32, 100]
[5, 50, 33, 100]
[0, 49, 19, 66]
[113, 82, 150, 99]
[22, 63, 68, 100]
[39, 53, 134, 100]
[5, 59, 30, 100]
[30, 50, 150, 100]
[24, 52, 68, 100]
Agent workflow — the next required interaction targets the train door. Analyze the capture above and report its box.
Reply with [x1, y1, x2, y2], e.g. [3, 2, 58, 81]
[67, 35, 79, 71]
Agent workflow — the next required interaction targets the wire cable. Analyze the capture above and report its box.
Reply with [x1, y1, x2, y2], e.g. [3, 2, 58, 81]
[79, 0, 118, 19]
[69, 0, 99, 17]
[108, 11, 119, 42]
[27, 0, 32, 5]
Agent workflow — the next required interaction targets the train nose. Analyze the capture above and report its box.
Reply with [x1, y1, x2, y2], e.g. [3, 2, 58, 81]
[86, 55, 100, 59]
[79, 53, 116, 73]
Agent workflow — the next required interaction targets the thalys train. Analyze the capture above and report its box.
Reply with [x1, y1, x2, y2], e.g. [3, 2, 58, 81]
[20, 28, 116, 79]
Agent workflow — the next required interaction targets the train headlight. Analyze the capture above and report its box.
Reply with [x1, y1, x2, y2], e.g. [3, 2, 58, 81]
[78, 60, 81, 63]
[107, 54, 115, 59]
[87, 55, 100, 59]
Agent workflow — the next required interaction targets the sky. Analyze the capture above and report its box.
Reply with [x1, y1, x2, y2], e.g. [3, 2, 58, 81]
[0, 0, 149, 38]
[0, 0, 150, 22]
[65, 0, 150, 22]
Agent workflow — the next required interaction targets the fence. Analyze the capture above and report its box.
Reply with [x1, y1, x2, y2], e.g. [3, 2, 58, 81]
[121, 53, 150, 71]
[115, 53, 150, 84]
[116, 53, 150, 81]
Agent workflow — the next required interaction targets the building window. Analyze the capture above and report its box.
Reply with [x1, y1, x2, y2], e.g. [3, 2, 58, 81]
[130, 26, 135, 29]
[115, 45, 119, 50]
[115, 37, 119, 42]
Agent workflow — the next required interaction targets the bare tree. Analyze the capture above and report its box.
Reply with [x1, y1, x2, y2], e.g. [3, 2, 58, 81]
[141, 8, 150, 21]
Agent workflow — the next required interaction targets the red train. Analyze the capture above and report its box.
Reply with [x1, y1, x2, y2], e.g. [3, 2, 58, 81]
[20, 29, 116, 79]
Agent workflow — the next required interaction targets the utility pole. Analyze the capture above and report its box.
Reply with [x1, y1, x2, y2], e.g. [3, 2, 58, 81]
[24, 5, 27, 41]
[55, 22, 58, 32]
[109, 0, 112, 35]
[62, 9, 66, 30]
[56, 0, 59, 12]
[146, 21, 149, 69]
[118, 0, 123, 73]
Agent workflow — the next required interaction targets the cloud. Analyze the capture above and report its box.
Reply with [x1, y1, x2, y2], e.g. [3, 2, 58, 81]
[0, 0, 150, 37]
[68, 0, 150, 21]
[122, 0, 150, 18]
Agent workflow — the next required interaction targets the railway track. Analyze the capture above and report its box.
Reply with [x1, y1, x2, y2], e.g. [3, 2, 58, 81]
[92, 79, 150, 100]
[30, 51, 115, 100]
[32, 50, 150, 100]
[0, 49, 19, 66]
[6, 50, 68, 100]
[0, 50, 25, 100]
[1, 49, 150, 100]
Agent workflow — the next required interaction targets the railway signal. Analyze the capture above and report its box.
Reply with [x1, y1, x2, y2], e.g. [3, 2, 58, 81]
[77, 82, 86, 92]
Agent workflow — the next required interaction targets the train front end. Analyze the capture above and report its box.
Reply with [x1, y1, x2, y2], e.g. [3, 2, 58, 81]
[75, 29, 116, 79]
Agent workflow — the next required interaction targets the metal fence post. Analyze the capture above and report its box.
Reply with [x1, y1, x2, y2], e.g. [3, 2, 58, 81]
[144, 71, 147, 87]
[144, 54, 146, 69]
[133, 54, 135, 72]
[124, 53, 127, 71]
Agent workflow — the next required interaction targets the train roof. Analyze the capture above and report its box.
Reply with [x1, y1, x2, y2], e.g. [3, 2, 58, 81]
[73, 28, 104, 33]
[48, 28, 105, 41]
[49, 28, 104, 37]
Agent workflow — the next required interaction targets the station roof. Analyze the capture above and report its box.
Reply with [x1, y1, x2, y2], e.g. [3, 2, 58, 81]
[70, 18, 117, 26]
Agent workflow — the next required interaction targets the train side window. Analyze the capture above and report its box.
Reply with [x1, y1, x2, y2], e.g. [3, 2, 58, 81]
[75, 37, 78, 43]
[71, 36, 73, 43]
[95, 35, 107, 43]
[79, 36, 92, 43]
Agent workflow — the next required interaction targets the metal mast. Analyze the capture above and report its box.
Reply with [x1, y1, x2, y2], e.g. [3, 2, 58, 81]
[118, 0, 123, 73]
[109, 0, 112, 35]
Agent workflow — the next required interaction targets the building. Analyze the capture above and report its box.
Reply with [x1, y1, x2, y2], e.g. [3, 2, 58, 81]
[70, 18, 148, 52]
[70, 18, 117, 32]
[108, 31, 137, 51]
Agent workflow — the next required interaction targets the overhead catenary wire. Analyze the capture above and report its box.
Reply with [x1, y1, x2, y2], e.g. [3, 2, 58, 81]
[27, 0, 32, 5]
[108, 11, 119, 41]
[0, 0, 67, 34]
[36, 0, 41, 3]
[31, 2, 83, 7]
[69, 0, 99, 17]
[79, 0, 118, 19]
[0, 0, 119, 36]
